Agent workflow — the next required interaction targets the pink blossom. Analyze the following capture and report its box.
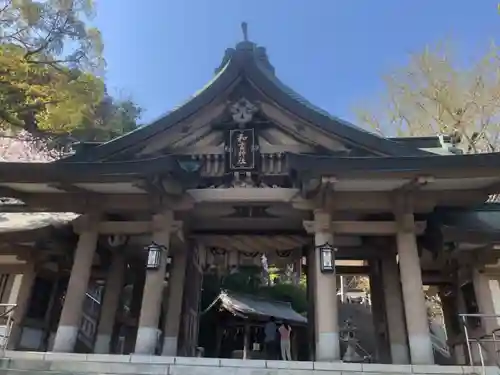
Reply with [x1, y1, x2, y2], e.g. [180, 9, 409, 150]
[0, 131, 58, 162]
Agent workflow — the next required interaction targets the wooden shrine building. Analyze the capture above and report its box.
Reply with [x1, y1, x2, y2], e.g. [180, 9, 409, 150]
[1, 29, 500, 366]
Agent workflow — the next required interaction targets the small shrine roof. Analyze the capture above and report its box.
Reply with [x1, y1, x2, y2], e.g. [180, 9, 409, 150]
[212, 290, 307, 325]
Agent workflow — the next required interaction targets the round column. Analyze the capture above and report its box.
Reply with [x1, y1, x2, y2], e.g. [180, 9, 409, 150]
[162, 252, 187, 356]
[313, 209, 340, 361]
[94, 252, 125, 353]
[382, 254, 410, 364]
[396, 212, 434, 364]
[134, 212, 173, 354]
[53, 225, 98, 352]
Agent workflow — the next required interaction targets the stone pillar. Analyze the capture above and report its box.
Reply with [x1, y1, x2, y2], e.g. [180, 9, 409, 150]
[472, 270, 500, 365]
[396, 210, 434, 364]
[312, 209, 340, 361]
[162, 251, 187, 356]
[1, 275, 17, 304]
[306, 245, 317, 361]
[294, 258, 302, 285]
[52, 222, 98, 352]
[473, 271, 500, 333]
[123, 267, 145, 354]
[369, 260, 391, 363]
[439, 289, 461, 363]
[381, 254, 410, 364]
[134, 212, 173, 354]
[94, 252, 126, 353]
[7, 263, 37, 349]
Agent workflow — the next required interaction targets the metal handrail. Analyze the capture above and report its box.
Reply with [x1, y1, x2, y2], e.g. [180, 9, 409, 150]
[0, 304, 17, 351]
[85, 292, 101, 305]
[469, 338, 486, 375]
[354, 341, 372, 362]
[458, 313, 500, 375]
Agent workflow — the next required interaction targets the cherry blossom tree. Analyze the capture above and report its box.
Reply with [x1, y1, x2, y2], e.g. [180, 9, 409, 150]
[0, 131, 58, 162]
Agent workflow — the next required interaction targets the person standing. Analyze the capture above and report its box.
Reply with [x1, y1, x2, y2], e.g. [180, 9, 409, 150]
[264, 316, 277, 359]
[278, 321, 292, 361]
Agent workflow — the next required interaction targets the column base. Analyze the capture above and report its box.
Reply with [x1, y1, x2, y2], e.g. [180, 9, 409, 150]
[316, 332, 340, 361]
[390, 343, 410, 364]
[52, 325, 78, 352]
[94, 334, 111, 354]
[161, 336, 178, 356]
[408, 334, 434, 364]
[134, 327, 160, 354]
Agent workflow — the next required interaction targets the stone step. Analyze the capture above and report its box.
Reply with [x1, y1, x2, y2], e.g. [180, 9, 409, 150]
[0, 351, 485, 375]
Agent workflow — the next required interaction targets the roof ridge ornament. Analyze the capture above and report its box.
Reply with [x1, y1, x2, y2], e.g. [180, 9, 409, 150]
[214, 23, 276, 75]
[241, 21, 249, 42]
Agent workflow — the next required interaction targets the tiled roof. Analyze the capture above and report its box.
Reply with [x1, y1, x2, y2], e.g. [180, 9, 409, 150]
[218, 291, 307, 324]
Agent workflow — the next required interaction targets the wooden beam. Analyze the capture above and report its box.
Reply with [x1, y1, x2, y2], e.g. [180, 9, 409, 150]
[0, 244, 34, 258]
[187, 188, 299, 204]
[0, 203, 31, 213]
[422, 271, 451, 285]
[99, 221, 152, 235]
[74, 220, 183, 235]
[273, 235, 308, 249]
[0, 188, 487, 214]
[303, 220, 426, 235]
[336, 265, 369, 275]
[293, 190, 488, 212]
[336, 246, 389, 259]
[0, 186, 30, 201]
[0, 263, 31, 274]
[48, 183, 90, 194]
[0, 226, 57, 242]
[395, 176, 435, 193]
[0, 192, 194, 213]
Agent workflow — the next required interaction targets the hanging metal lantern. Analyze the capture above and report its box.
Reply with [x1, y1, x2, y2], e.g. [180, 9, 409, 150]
[317, 243, 336, 273]
[145, 242, 167, 270]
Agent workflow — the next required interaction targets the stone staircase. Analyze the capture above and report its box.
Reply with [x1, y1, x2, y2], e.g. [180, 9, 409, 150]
[0, 351, 485, 375]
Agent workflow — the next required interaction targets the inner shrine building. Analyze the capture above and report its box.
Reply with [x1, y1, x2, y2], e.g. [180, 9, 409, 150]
[2, 32, 500, 366]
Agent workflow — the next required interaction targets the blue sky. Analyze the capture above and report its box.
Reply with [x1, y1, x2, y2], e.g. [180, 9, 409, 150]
[94, 0, 500, 125]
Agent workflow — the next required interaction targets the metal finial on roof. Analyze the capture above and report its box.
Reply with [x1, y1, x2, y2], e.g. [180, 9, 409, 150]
[241, 21, 248, 41]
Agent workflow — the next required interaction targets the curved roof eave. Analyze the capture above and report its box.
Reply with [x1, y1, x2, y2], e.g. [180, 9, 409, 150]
[287, 152, 500, 176]
[0, 155, 197, 183]
[64, 44, 430, 162]
[62, 60, 241, 162]
[242, 59, 430, 157]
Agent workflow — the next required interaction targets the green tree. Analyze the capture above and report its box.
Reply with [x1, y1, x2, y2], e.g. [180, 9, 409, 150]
[0, 0, 140, 140]
[0, 44, 104, 135]
[74, 95, 142, 142]
[222, 266, 262, 294]
[260, 283, 308, 314]
[0, 0, 103, 70]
